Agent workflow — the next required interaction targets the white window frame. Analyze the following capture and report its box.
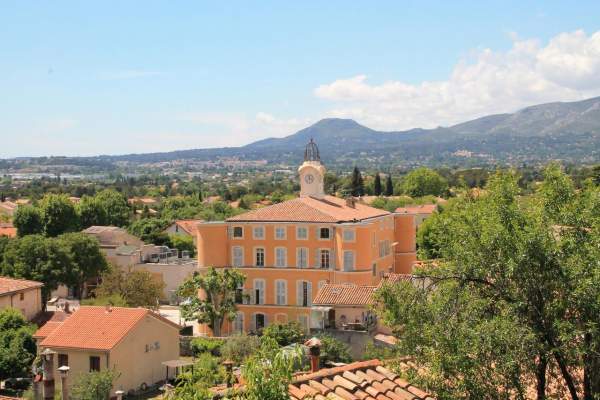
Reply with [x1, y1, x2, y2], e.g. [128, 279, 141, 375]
[232, 226, 244, 239]
[253, 226, 265, 240]
[275, 279, 287, 305]
[343, 250, 355, 272]
[318, 227, 331, 240]
[296, 226, 308, 240]
[343, 228, 356, 242]
[296, 280, 312, 307]
[319, 249, 330, 269]
[296, 247, 308, 269]
[275, 247, 287, 268]
[254, 247, 265, 267]
[232, 246, 244, 267]
[274, 226, 287, 240]
[253, 279, 265, 305]
[253, 312, 267, 331]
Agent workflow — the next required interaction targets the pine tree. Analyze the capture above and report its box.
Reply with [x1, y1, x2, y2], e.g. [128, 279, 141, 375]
[350, 167, 365, 197]
[374, 173, 382, 196]
[385, 174, 394, 196]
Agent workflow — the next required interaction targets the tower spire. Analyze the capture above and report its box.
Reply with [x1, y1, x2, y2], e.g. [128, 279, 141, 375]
[304, 138, 320, 162]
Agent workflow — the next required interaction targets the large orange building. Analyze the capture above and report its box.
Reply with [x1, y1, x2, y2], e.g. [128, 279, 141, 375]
[196, 140, 416, 335]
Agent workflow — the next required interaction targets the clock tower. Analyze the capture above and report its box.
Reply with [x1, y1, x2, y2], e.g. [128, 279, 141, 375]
[299, 138, 326, 198]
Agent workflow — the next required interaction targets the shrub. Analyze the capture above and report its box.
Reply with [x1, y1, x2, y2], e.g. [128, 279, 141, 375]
[70, 369, 119, 400]
[262, 321, 306, 346]
[316, 334, 352, 367]
[221, 334, 260, 364]
[190, 337, 224, 357]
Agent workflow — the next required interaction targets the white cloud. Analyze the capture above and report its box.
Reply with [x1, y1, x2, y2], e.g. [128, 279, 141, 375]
[314, 30, 600, 131]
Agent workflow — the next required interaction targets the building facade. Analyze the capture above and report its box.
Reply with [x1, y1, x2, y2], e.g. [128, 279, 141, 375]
[0, 276, 43, 320]
[196, 140, 416, 335]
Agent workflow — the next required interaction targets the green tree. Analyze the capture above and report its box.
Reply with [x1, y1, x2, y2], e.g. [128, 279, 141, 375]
[95, 189, 130, 226]
[1, 235, 70, 306]
[373, 173, 382, 196]
[242, 337, 303, 400]
[177, 268, 246, 337]
[77, 195, 108, 228]
[262, 321, 305, 346]
[349, 166, 365, 197]
[0, 308, 36, 380]
[221, 334, 260, 364]
[57, 232, 109, 299]
[169, 234, 196, 258]
[39, 194, 79, 236]
[94, 268, 164, 309]
[70, 369, 119, 400]
[385, 174, 394, 196]
[401, 167, 448, 197]
[315, 334, 352, 367]
[13, 205, 43, 236]
[128, 218, 171, 244]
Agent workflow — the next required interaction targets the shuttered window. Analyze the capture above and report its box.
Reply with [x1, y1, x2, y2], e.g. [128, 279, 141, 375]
[296, 247, 308, 268]
[232, 246, 243, 267]
[275, 247, 287, 268]
[275, 280, 287, 305]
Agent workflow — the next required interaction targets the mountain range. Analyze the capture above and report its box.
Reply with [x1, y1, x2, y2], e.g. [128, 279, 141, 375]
[8, 96, 600, 169]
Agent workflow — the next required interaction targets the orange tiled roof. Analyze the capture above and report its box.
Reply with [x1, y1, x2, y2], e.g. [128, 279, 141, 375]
[289, 359, 435, 400]
[395, 204, 438, 215]
[227, 195, 389, 223]
[0, 223, 17, 237]
[174, 219, 201, 235]
[380, 272, 413, 285]
[313, 283, 377, 306]
[0, 276, 43, 296]
[33, 321, 64, 339]
[38, 306, 180, 351]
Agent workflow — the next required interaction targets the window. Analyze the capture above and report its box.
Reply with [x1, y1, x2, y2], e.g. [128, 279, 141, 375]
[253, 226, 265, 240]
[275, 226, 286, 240]
[297, 280, 312, 307]
[296, 226, 308, 240]
[255, 248, 265, 267]
[298, 315, 309, 331]
[233, 226, 243, 238]
[89, 356, 100, 372]
[235, 284, 244, 304]
[234, 312, 244, 333]
[253, 279, 265, 305]
[58, 354, 68, 367]
[343, 229, 355, 242]
[19, 292, 24, 301]
[275, 280, 287, 305]
[296, 247, 308, 268]
[253, 313, 266, 331]
[232, 246, 244, 267]
[343, 250, 355, 271]
[320, 249, 330, 269]
[372, 263, 377, 277]
[319, 227, 331, 239]
[275, 247, 287, 268]
[379, 240, 391, 257]
[154, 341, 160, 350]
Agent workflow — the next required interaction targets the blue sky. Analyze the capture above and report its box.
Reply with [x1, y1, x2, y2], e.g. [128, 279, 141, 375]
[2, 1, 600, 157]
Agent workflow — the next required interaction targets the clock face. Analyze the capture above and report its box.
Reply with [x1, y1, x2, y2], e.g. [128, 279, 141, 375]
[304, 174, 314, 184]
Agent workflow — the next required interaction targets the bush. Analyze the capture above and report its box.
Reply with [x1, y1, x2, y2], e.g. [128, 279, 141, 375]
[262, 321, 306, 346]
[316, 334, 352, 367]
[221, 334, 260, 364]
[70, 369, 119, 400]
[190, 337, 224, 357]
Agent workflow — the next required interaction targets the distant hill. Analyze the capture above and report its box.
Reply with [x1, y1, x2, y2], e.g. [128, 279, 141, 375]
[7, 96, 600, 168]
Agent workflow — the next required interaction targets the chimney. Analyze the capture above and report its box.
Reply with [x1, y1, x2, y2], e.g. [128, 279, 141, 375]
[63, 302, 70, 314]
[105, 304, 112, 313]
[345, 197, 356, 208]
[304, 337, 322, 373]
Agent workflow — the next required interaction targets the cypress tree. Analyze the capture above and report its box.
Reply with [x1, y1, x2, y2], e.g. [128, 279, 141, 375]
[350, 167, 365, 197]
[374, 173, 382, 196]
[385, 174, 394, 196]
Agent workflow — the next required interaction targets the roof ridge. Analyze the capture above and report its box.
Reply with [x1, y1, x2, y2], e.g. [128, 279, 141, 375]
[293, 359, 382, 384]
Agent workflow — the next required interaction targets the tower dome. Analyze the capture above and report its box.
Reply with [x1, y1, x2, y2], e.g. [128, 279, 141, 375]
[304, 138, 320, 162]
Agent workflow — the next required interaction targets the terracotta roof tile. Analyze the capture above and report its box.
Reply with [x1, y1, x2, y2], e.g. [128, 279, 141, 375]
[289, 360, 434, 400]
[38, 306, 180, 351]
[0, 276, 43, 296]
[173, 219, 202, 235]
[227, 195, 389, 223]
[33, 321, 64, 339]
[313, 284, 376, 306]
[0, 223, 17, 237]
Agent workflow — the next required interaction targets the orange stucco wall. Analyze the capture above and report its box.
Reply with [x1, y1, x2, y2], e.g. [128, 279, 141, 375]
[393, 214, 417, 274]
[196, 214, 412, 336]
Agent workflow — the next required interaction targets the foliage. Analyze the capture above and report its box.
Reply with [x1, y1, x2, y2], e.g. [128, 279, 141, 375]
[375, 167, 600, 399]
[190, 337, 224, 357]
[128, 217, 172, 244]
[39, 194, 79, 236]
[57, 232, 109, 298]
[13, 205, 43, 236]
[361, 341, 397, 361]
[169, 234, 196, 258]
[80, 293, 128, 307]
[94, 189, 130, 226]
[348, 166, 365, 196]
[78, 195, 107, 228]
[385, 174, 394, 196]
[401, 167, 448, 197]
[160, 196, 202, 220]
[70, 369, 119, 400]
[0, 308, 37, 380]
[315, 334, 352, 367]
[221, 334, 261, 364]
[242, 337, 303, 400]
[177, 268, 246, 337]
[373, 173, 382, 196]
[95, 267, 164, 309]
[370, 195, 437, 213]
[262, 321, 306, 346]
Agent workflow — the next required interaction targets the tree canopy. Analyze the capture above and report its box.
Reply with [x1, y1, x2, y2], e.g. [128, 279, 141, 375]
[401, 167, 448, 197]
[0, 308, 37, 380]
